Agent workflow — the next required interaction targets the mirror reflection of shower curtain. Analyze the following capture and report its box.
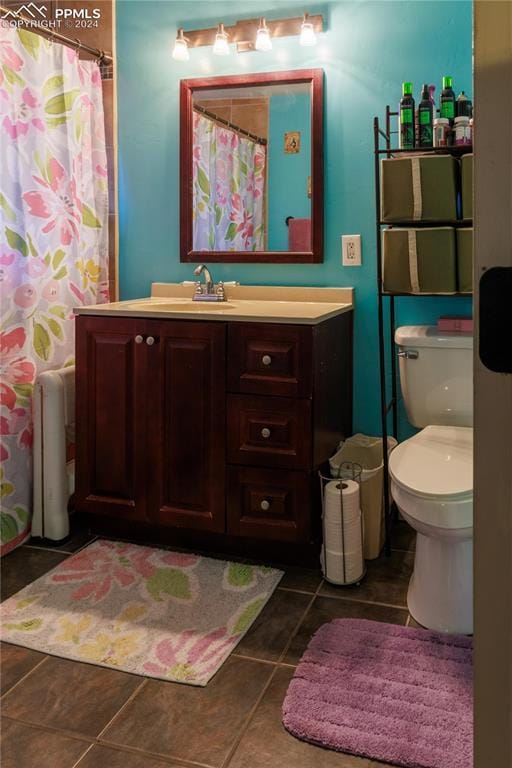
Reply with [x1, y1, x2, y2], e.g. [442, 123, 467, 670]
[0, 28, 108, 555]
[193, 113, 266, 251]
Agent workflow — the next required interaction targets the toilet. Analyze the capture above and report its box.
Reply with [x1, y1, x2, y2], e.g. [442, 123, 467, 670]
[389, 326, 473, 634]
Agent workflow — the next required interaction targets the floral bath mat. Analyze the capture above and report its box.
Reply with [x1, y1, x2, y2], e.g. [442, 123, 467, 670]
[0, 540, 283, 686]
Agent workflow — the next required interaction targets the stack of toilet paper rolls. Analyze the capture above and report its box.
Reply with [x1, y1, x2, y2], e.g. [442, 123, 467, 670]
[321, 479, 364, 585]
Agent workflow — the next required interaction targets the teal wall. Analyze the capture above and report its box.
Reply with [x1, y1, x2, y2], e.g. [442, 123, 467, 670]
[116, 0, 473, 437]
[267, 92, 311, 251]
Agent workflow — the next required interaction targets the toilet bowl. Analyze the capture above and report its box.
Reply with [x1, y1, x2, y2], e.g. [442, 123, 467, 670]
[389, 425, 473, 634]
[392, 325, 473, 633]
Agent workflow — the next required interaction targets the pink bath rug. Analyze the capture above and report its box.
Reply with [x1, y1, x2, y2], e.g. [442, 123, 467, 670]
[282, 618, 473, 768]
[0, 540, 282, 686]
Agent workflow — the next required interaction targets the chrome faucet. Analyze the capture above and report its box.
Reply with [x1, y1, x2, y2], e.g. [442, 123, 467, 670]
[193, 264, 214, 295]
[191, 264, 239, 302]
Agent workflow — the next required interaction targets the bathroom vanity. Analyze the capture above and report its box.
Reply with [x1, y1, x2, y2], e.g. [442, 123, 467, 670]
[74, 284, 353, 563]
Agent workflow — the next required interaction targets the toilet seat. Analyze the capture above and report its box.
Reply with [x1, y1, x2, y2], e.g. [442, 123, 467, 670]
[389, 425, 473, 529]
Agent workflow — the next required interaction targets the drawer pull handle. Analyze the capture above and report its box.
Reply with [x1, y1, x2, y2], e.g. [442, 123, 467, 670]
[135, 335, 144, 344]
[262, 354, 272, 366]
[260, 499, 271, 512]
[261, 427, 271, 439]
[146, 336, 156, 346]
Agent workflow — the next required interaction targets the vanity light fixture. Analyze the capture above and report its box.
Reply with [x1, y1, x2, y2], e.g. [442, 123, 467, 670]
[172, 13, 323, 60]
[212, 23, 230, 56]
[172, 28, 190, 61]
[299, 12, 317, 46]
[255, 18, 272, 52]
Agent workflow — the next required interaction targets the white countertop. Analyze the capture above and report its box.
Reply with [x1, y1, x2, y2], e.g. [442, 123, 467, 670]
[75, 284, 354, 325]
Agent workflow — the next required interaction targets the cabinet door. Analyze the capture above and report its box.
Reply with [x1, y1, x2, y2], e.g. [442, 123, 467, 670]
[75, 316, 149, 521]
[147, 321, 226, 532]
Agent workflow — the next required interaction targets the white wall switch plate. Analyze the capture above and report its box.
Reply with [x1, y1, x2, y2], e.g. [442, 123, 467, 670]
[342, 234, 362, 266]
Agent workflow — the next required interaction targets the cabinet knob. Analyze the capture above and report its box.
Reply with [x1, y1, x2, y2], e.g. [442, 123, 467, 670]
[260, 499, 271, 512]
[261, 427, 271, 439]
[146, 336, 156, 346]
[135, 335, 144, 344]
[262, 354, 272, 366]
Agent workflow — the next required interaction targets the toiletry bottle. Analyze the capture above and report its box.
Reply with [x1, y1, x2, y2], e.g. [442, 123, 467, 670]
[456, 91, 473, 118]
[440, 76, 456, 124]
[418, 83, 434, 147]
[433, 117, 450, 147]
[428, 84, 436, 108]
[454, 116, 471, 145]
[399, 82, 415, 149]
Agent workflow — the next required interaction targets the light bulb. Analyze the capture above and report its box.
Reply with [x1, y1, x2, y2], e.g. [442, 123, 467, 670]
[255, 18, 272, 52]
[172, 28, 189, 61]
[213, 23, 230, 56]
[300, 14, 317, 47]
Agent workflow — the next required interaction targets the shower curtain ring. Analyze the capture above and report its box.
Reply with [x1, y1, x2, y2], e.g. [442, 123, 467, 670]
[97, 50, 105, 66]
[74, 38, 82, 52]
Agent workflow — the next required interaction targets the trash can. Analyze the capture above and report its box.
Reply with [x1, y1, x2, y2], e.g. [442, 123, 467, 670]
[329, 434, 397, 559]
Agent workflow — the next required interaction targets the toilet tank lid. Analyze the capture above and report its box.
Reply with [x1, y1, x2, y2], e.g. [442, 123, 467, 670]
[395, 325, 473, 349]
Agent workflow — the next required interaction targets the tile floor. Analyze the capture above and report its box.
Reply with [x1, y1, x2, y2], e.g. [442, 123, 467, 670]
[1, 519, 417, 768]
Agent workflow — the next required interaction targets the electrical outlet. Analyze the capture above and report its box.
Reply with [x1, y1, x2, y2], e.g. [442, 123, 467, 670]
[342, 234, 362, 266]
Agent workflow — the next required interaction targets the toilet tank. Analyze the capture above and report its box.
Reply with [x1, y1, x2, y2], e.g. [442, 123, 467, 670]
[395, 326, 473, 428]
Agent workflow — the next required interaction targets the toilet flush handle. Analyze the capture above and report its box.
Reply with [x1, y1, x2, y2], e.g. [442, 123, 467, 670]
[397, 350, 419, 359]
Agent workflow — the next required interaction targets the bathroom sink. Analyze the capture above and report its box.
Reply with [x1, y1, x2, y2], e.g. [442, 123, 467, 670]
[75, 284, 354, 325]
[167, 301, 235, 311]
[124, 301, 235, 311]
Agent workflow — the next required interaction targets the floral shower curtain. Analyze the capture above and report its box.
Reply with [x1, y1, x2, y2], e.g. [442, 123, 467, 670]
[193, 112, 266, 251]
[0, 28, 109, 555]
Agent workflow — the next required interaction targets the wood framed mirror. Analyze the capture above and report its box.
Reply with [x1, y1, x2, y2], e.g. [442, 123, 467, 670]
[180, 69, 324, 263]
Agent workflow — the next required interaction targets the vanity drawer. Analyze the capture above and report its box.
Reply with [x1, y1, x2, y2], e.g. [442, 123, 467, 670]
[227, 323, 313, 397]
[227, 395, 311, 470]
[227, 466, 310, 542]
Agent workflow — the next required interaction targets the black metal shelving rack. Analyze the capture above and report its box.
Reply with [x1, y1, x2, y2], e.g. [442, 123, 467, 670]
[374, 106, 473, 555]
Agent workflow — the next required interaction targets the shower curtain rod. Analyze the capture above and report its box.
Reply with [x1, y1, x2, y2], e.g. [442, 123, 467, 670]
[0, 6, 113, 64]
[193, 104, 267, 146]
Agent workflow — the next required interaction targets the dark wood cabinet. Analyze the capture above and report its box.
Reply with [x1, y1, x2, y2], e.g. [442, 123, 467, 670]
[76, 311, 353, 563]
[76, 317, 225, 531]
